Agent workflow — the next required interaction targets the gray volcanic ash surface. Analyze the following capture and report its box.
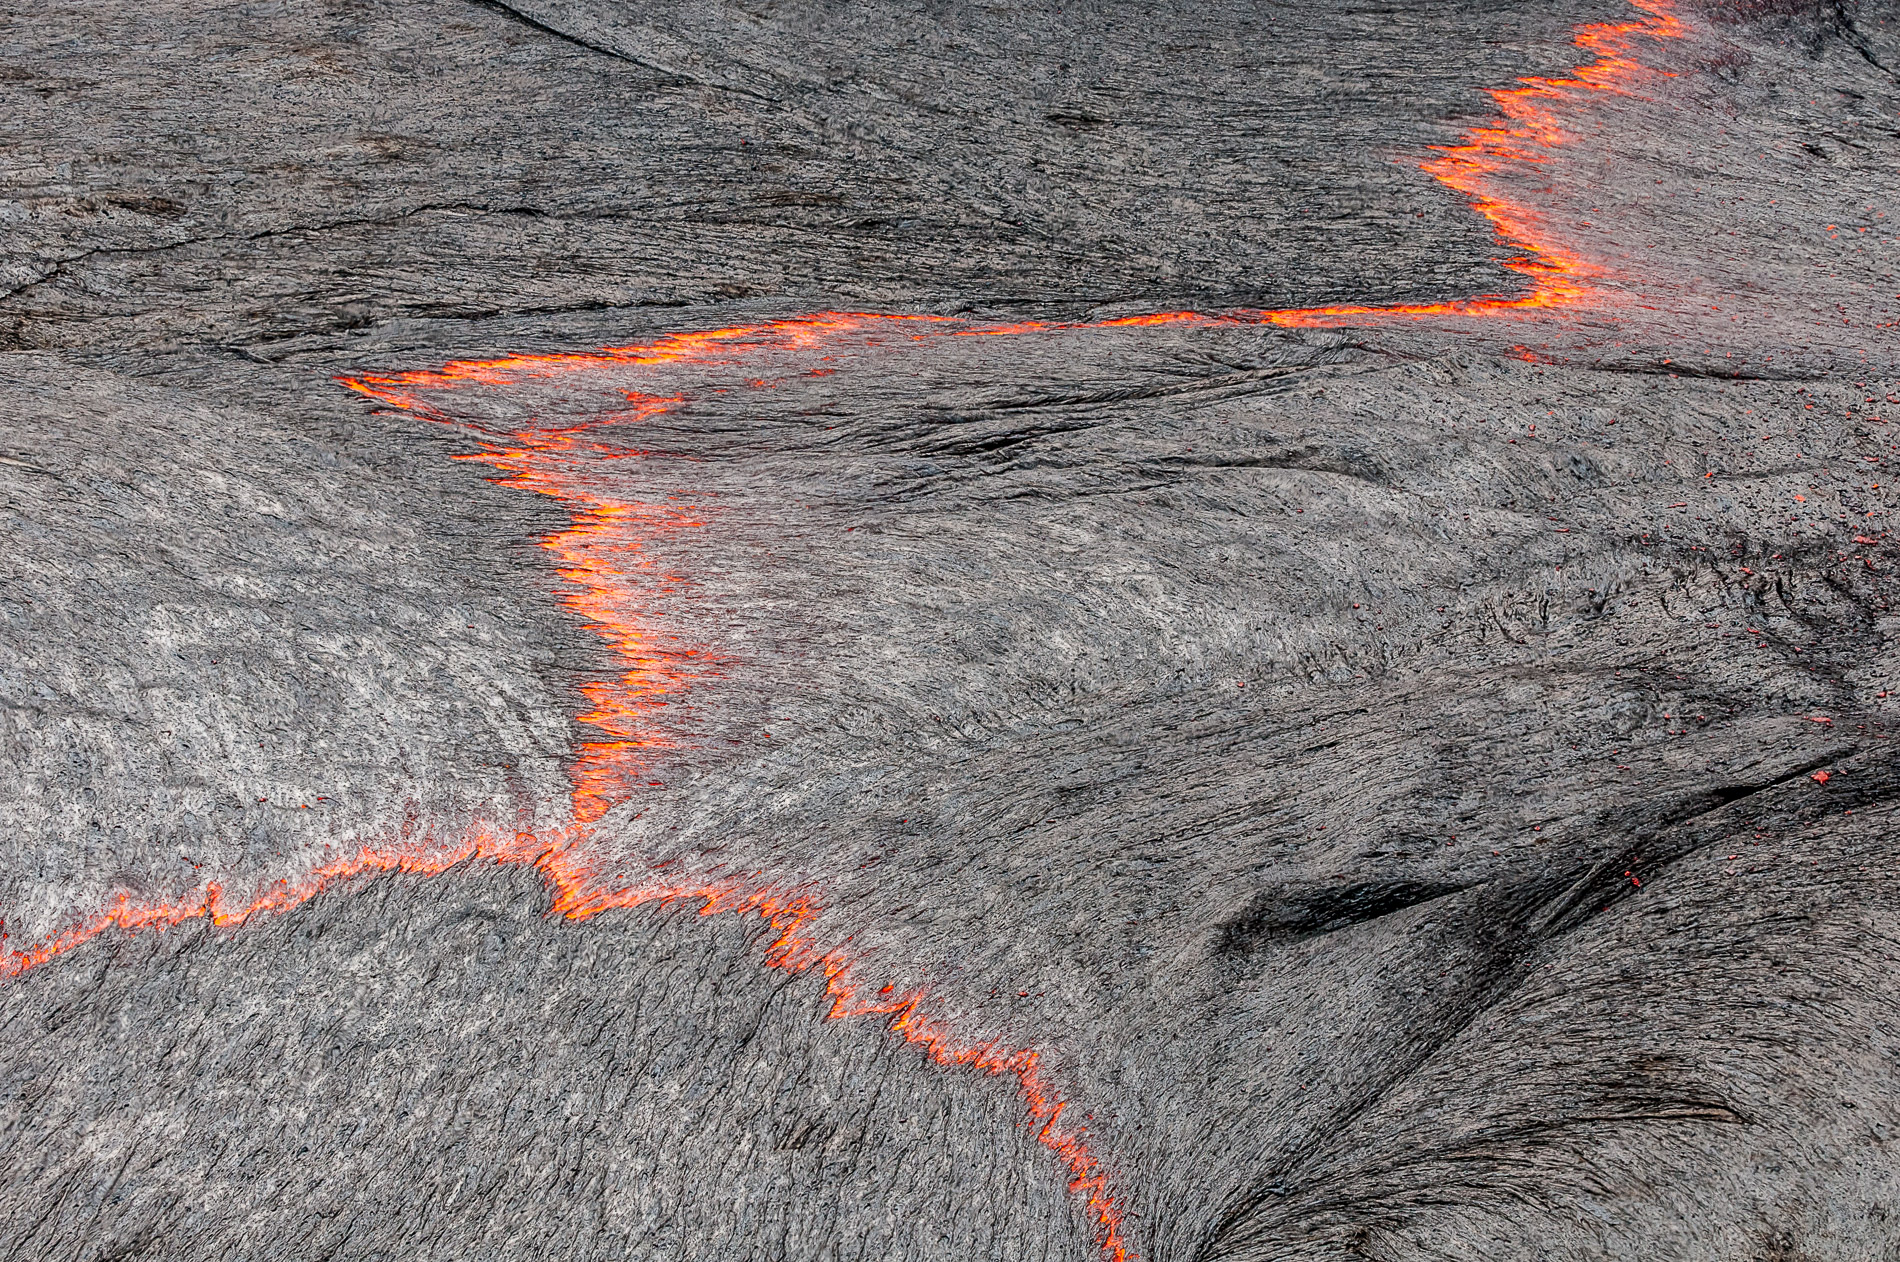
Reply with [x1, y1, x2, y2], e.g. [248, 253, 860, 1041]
[5, 2, 1900, 1261]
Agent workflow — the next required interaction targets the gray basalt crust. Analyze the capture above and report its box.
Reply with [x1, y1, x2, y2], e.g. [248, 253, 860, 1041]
[4, 1, 1900, 1261]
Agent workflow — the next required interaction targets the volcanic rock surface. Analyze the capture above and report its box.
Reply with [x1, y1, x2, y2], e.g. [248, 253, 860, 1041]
[4, 1, 1900, 1260]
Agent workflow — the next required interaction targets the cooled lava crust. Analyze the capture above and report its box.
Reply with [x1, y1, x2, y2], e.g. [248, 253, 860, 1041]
[4, 1, 1900, 1259]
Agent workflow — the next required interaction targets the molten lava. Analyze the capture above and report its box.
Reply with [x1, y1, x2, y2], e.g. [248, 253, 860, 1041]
[1264, 0, 1686, 325]
[3, 6, 1694, 1261]
[444, 397, 711, 823]
[0, 817, 1135, 1260]
[340, 356, 1142, 1260]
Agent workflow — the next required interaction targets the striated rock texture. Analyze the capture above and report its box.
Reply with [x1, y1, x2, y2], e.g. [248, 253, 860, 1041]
[4, 1, 1900, 1260]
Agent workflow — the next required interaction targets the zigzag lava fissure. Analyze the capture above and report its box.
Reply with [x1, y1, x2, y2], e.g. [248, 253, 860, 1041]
[3, 6, 1692, 1262]
[339, 364, 1144, 1259]
[441, 392, 715, 823]
[0, 818, 1136, 1257]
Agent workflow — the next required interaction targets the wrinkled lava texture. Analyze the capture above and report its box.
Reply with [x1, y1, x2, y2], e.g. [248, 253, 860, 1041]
[5, 1, 1900, 1259]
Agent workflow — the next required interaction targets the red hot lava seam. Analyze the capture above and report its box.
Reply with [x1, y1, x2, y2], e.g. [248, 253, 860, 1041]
[338, 364, 1143, 1255]
[2, 6, 1691, 1261]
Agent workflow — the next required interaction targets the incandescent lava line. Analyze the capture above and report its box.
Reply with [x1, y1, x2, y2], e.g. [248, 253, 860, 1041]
[440, 392, 714, 822]
[336, 369, 1144, 1259]
[3, 6, 1696, 1262]
[323, 0, 1692, 399]
[1261, 0, 1686, 325]
[3, 822, 1138, 1260]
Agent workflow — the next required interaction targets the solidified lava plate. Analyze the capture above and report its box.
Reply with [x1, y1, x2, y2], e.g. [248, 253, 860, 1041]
[4, 2, 1900, 1260]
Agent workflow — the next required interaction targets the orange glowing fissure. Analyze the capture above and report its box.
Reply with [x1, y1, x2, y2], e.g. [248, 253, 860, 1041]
[4, 7, 1688, 1261]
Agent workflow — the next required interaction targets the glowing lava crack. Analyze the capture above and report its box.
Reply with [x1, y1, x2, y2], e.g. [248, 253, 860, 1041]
[2, 5, 1693, 1261]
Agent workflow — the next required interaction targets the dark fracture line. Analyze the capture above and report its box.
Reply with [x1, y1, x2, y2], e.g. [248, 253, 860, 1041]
[466, 0, 780, 101]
